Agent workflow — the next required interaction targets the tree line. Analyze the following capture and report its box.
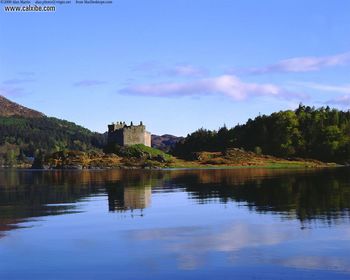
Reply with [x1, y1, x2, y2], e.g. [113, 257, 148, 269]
[172, 105, 350, 163]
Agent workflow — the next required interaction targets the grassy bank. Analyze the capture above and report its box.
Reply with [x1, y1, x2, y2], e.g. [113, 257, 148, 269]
[26, 145, 338, 170]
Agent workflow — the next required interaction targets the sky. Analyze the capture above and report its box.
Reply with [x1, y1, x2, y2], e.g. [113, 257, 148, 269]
[1, 0, 350, 136]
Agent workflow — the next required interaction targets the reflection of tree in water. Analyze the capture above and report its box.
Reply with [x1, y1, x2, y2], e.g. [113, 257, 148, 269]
[1, 168, 350, 237]
[0, 170, 106, 237]
[170, 168, 350, 223]
[104, 168, 350, 223]
[0, 170, 163, 236]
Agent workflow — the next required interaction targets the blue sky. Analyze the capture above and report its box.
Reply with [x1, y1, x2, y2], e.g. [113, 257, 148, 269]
[1, 0, 350, 136]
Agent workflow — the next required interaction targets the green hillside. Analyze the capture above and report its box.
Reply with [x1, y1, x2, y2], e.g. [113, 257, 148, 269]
[0, 116, 106, 166]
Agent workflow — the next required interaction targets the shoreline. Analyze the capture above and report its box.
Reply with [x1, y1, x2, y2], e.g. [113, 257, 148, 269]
[0, 148, 341, 170]
[0, 162, 341, 171]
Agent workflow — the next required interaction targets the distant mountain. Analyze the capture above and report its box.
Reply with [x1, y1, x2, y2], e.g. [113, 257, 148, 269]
[0, 95, 45, 118]
[151, 134, 183, 152]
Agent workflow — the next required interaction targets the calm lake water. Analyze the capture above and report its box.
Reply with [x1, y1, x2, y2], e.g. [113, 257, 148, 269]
[0, 168, 350, 279]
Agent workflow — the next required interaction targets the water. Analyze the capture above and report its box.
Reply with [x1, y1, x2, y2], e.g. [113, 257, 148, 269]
[0, 168, 350, 279]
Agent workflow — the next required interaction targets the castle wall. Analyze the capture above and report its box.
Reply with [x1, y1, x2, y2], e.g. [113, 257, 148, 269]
[123, 126, 151, 147]
[107, 129, 124, 146]
[143, 131, 151, 147]
[108, 123, 151, 147]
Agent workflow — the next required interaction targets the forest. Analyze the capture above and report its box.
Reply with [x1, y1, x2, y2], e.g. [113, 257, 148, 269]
[0, 116, 106, 166]
[172, 105, 350, 163]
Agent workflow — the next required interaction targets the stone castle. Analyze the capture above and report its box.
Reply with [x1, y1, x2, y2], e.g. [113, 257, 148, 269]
[107, 121, 151, 147]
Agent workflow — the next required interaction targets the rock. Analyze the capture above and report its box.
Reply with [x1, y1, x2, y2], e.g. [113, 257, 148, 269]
[63, 164, 83, 170]
[155, 154, 167, 163]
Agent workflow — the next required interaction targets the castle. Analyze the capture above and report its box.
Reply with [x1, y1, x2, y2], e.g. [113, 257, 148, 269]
[107, 121, 151, 147]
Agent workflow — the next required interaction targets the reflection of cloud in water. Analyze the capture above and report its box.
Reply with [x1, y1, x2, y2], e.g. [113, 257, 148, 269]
[130, 222, 350, 272]
[128, 222, 299, 270]
[278, 256, 350, 274]
[195, 223, 292, 252]
[178, 254, 204, 270]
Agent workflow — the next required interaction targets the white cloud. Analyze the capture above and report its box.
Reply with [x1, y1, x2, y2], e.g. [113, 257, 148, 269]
[3, 78, 35, 85]
[294, 82, 350, 94]
[164, 65, 206, 77]
[0, 86, 25, 97]
[327, 95, 350, 106]
[239, 52, 350, 74]
[131, 61, 160, 73]
[17, 71, 35, 77]
[2, 72, 36, 86]
[292, 82, 350, 106]
[132, 62, 207, 78]
[120, 75, 303, 101]
[73, 80, 107, 87]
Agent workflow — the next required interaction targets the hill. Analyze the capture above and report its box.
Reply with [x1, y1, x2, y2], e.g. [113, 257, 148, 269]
[0, 96, 106, 166]
[151, 134, 183, 152]
[0, 95, 44, 118]
[0, 115, 106, 166]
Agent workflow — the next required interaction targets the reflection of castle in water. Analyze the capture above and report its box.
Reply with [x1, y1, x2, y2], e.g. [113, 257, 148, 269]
[107, 186, 152, 212]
